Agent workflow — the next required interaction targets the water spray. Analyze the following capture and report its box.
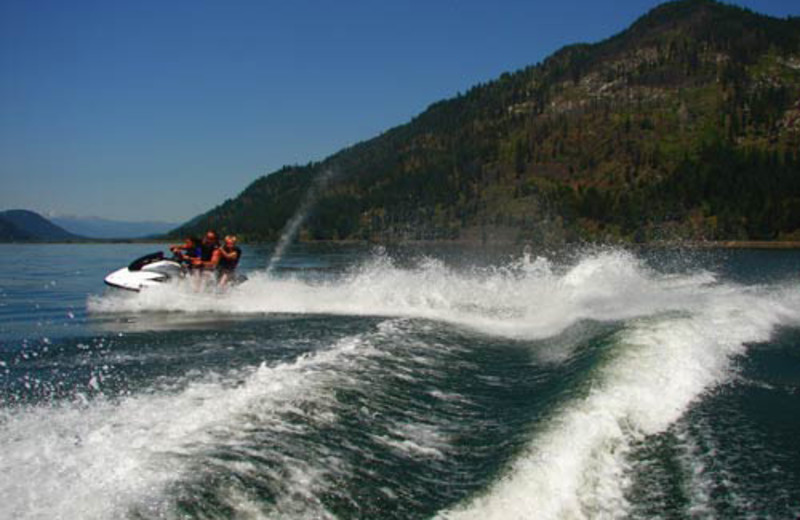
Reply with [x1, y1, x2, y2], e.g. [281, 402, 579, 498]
[266, 168, 337, 273]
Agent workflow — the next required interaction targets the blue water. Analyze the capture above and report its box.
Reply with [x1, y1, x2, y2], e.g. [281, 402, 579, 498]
[1, 244, 799, 519]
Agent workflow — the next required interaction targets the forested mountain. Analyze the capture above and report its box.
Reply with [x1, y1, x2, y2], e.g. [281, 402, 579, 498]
[0, 210, 82, 242]
[172, 0, 800, 244]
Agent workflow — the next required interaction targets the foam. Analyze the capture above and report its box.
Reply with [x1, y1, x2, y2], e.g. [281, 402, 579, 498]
[373, 420, 452, 460]
[89, 250, 717, 341]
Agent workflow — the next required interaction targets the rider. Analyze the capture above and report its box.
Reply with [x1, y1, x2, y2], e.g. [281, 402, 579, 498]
[215, 235, 242, 287]
[169, 236, 201, 265]
[192, 230, 220, 270]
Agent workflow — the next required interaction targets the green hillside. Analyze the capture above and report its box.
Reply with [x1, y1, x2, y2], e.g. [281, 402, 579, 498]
[173, 0, 800, 244]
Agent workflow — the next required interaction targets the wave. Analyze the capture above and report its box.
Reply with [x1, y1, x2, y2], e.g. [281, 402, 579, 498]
[89, 249, 719, 341]
[31, 249, 800, 517]
[440, 277, 800, 518]
[0, 325, 383, 519]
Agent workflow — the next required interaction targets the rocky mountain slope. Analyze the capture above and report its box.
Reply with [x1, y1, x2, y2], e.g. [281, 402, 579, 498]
[172, 0, 800, 244]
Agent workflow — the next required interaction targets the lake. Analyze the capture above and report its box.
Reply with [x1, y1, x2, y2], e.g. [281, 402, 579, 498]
[1, 243, 799, 519]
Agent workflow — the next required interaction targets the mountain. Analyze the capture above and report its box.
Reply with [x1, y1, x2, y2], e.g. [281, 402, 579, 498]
[0, 210, 83, 242]
[51, 216, 178, 239]
[172, 0, 800, 244]
[0, 217, 33, 242]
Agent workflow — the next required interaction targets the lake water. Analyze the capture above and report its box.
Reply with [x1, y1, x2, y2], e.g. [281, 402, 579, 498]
[1, 243, 799, 519]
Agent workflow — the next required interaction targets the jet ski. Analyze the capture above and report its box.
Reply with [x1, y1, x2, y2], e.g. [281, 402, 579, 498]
[104, 251, 249, 292]
[104, 252, 187, 292]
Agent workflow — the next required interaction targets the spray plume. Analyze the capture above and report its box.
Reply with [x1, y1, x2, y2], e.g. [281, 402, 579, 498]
[266, 168, 337, 273]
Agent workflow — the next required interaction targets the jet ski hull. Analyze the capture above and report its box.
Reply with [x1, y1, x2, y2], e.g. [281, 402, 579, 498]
[104, 253, 185, 292]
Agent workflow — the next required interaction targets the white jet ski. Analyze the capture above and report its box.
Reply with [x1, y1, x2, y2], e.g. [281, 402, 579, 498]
[104, 252, 187, 292]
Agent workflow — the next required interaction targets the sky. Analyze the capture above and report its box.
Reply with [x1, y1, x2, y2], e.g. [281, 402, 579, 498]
[1, 0, 798, 223]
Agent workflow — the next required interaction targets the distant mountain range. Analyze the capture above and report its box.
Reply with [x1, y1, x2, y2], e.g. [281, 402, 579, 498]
[50, 215, 178, 239]
[172, 0, 800, 244]
[0, 210, 82, 242]
[0, 210, 177, 242]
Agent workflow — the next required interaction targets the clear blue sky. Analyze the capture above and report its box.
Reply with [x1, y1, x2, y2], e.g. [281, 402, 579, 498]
[1, 0, 798, 223]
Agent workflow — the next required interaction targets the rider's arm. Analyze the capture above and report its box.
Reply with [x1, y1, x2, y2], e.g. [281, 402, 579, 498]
[219, 248, 239, 261]
[204, 249, 222, 269]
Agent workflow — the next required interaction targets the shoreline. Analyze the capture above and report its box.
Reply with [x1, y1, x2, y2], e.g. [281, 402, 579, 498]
[652, 240, 800, 250]
[5, 239, 800, 250]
